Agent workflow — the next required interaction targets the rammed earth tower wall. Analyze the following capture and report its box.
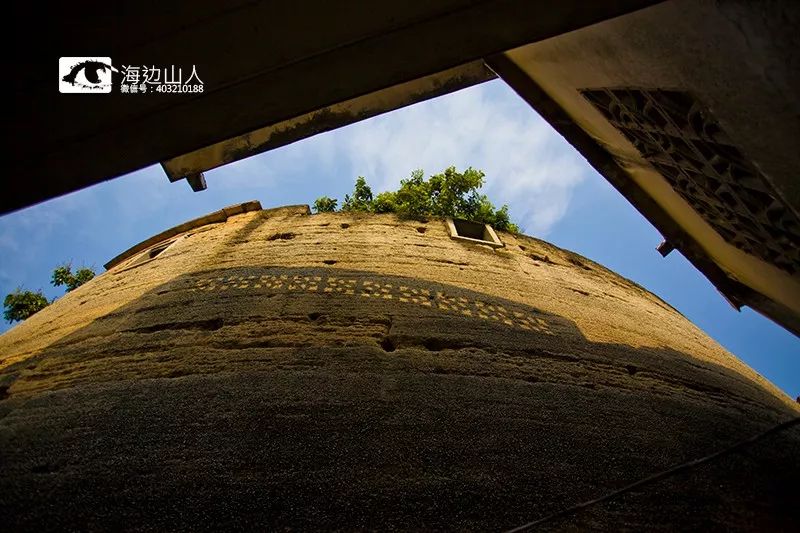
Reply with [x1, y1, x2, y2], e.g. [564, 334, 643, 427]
[1, 204, 798, 530]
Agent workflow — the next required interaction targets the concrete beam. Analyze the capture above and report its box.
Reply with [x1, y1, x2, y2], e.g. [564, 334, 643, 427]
[161, 60, 496, 184]
[7, 0, 660, 214]
[486, 0, 800, 336]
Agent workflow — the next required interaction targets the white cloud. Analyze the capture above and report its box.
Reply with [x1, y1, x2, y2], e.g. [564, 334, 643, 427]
[299, 79, 589, 235]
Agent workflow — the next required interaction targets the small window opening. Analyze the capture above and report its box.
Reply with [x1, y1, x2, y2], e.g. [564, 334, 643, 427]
[126, 240, 176, 269]
[148, 242, 172, 259]
[446, 218, 503, 248]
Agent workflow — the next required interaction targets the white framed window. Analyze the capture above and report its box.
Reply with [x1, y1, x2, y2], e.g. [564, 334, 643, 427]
[445, 218, 504, 248]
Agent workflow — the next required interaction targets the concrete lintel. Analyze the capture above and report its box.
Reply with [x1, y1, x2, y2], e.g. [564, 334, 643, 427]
[162, 61, 496, 182]
[7, 0, 660, 214]
[486, 52, 800, 336]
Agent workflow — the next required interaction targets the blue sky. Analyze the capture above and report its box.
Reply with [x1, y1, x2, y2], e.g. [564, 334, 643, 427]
[1, 79, 797, 397]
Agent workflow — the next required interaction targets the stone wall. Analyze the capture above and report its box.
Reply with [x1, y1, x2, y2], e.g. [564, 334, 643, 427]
[1, 205, 798, 530]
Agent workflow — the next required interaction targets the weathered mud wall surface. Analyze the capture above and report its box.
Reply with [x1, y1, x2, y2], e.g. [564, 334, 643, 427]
[1, 206, 798, 531]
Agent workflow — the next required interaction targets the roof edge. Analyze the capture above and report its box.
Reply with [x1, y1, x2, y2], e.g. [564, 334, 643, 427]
[104, 201, 272, 270]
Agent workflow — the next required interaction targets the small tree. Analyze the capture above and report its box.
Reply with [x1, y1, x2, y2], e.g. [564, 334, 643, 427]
[52, 264, 95, 292]
[314, 167, 519, 232]
[3, 289, 49, 323]
[313, 196, 338, 213]
[341, 176, 374, 213]
[3, 264, 96, 323]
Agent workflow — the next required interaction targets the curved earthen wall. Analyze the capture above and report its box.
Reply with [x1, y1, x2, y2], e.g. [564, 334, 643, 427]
[1, 205, 798, 530]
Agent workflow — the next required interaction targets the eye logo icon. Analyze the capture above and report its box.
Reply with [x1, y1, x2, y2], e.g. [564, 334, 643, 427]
[59, 57, 118, 93]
